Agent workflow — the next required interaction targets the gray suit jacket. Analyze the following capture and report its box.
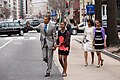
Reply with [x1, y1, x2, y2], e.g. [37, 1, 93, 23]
[37, 22, 56, 49]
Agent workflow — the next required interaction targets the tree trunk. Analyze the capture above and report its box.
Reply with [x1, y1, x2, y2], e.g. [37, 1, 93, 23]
[107, 0, 120, 47]
[95, 0, 102, 21]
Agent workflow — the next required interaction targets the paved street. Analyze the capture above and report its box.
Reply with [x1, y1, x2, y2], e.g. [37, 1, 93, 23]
[0, 31, 63, 80]
[0, 31, 120, 80]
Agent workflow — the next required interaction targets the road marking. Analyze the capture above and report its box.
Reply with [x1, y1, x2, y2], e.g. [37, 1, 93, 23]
[3, 37, 37, 40]
[5, 37, 12, 40]
[18, 37, 24, 39]
[29, 37, 36, 40]
[0, 39, 13, 49]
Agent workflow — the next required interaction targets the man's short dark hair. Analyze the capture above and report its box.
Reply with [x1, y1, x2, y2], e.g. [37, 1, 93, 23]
[44, 15, 51, 20]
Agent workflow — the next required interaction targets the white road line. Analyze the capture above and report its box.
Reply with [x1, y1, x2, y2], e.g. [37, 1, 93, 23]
[29, 37, 36, 40]
[0, 39, 13, 49]
[1, 37, 37, 40]
[5, 37, 12, 40]
[18, 37, 24, 39]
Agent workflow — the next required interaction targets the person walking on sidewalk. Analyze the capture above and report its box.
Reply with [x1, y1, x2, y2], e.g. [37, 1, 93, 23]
[56, 22, 71, 77]
[83, 19, 95, 66]
[64, 19, 72, 34]
[35, 15, 56, 77]
[93, 20, 106, 68]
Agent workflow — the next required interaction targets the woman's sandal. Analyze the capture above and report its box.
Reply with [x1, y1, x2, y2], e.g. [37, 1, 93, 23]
[84, 63, 88, 67]
[62, 73, 67, 77]
[96, 65, 100, 68]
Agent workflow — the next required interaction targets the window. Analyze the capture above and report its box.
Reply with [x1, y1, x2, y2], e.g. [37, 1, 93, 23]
[4, 23, 9, 27]
[9, 4, 11, 7]
[1, 23, 5, 27]
[102, 5, 107, 16]
[102, 6, 105, 16]
[15, 22, 20, 26]
[9, 22, 14, 27]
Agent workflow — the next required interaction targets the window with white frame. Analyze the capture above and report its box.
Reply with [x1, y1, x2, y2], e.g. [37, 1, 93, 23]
[102, 5, 107, 16]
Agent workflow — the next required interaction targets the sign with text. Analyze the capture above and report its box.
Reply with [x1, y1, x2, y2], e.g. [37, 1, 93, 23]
[86, 5, 95, 15]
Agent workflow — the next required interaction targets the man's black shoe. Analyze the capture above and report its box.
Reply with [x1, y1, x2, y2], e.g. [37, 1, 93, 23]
[43, 58, 48, 63]
[44, 73, 50, 77]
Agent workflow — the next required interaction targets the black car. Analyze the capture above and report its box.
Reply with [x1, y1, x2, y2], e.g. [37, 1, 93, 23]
[23, 19, 41, 32]
[0, 22, 24, 36]
[30, 20, 41, 32]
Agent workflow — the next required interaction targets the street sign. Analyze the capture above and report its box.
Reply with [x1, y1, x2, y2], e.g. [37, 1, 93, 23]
[51, 10, 57, 17]
[86, 5, 95, 15]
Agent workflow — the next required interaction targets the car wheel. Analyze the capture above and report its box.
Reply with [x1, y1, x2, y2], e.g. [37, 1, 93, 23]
[19, 30, 24, 36]
[72, 29, 77, 35]
[8, 34, 12, 36]
[36, 29, 40, 33]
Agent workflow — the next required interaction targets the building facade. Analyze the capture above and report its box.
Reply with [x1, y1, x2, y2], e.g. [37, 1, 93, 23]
[79, 0, 95, 23]
[32, 0, 48, 16]
[73, 0, 80, 24]
[9, 0, 17, 19]
[102, 0, 120, 23]
[0, 0, 10, 19]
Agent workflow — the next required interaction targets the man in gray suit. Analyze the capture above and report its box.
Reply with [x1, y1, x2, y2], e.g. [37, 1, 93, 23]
[35, 15, 56, 77]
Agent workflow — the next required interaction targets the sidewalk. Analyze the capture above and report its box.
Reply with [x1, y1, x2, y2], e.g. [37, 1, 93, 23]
[53, 36, 120, 80]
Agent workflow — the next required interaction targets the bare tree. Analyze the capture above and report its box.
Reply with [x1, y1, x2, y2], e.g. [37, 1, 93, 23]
[1, 7, 10, 19]
[48, 0, 74, 19]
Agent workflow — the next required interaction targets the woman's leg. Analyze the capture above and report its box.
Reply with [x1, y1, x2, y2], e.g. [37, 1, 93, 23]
[63, 55, 68, 76]
[91, 52, 94, 64]
[96, 51, 101, 68]
[58, 54, 64, 70]
[84, 51, 88, 66]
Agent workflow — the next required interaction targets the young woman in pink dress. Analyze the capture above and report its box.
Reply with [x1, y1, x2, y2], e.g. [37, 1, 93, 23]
[56, 22, 71, 77]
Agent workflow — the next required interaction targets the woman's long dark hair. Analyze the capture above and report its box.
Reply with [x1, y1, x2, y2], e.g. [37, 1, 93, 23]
[87, 19, 94, 26]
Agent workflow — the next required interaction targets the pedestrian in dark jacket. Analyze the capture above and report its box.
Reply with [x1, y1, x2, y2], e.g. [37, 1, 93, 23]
[56, 21, 71, 77]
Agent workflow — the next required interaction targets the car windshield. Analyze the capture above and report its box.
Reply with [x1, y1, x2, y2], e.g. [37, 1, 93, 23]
[34, 20, 39, 22]
[9, 22, 14, 27]
[31, 20, 40, 26]
[39, 19, 44, 23]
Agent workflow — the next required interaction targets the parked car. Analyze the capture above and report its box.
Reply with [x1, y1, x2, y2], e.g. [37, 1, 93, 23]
[78, 22, 86, 33]
[70, 19, 78, 35]
[23, 19, 41, 32]
[0, 22, 24, 36]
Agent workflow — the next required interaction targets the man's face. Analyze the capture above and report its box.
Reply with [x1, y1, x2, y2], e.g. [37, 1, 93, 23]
[44, 17, 50, 24]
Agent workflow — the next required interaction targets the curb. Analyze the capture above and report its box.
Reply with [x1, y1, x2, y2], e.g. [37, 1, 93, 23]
[102, 50, 120, 61]
[75, 39, 120, 61]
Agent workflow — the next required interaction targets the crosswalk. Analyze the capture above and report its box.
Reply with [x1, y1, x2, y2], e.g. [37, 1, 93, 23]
[0, 37, 37, 40]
